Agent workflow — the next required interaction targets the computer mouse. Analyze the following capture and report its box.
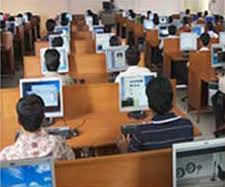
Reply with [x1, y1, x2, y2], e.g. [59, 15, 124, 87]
[71, 128, 79, 137]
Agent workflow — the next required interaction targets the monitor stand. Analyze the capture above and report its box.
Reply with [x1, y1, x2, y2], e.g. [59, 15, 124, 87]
[43, 117, 55, 127]
[128, 111, 147, 120]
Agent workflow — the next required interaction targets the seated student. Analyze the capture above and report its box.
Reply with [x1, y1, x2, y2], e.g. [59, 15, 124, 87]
[168, 16, 173, 24]
[61, 13, 70, 26]
[185, 9, 191, 17]
[109, 35, 122, 46]
[204, 10, 209, 17]
[8, 16, 15, 22]
[115, 47, 151, 83]
[0, 94, 75, 161]
[44, 49, 75, 85]
[41, 19, 56, 41]
[212, 69, 225, 129]
[0, 20, 6, 32]
[118, 77, 193, 152]
[179, 16, 191, 33]
[206, 22, 219, 38]
[159, 25, 178, 50]
[152, 13, 159, 30]
[26, 12, 33, 22]
[199, 33, 211, 51]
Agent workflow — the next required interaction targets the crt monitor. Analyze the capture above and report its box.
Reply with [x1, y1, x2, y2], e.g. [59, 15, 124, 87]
[119, 73, 157, 112]
[159, 16, 168, 25]
[20, 77, 64, 118]
[211, 44, 225, 68]
[49, 33, 70, 54]
[1, 157, 56, 187]
[105, 45, 129, 73]
[40, 47, 69, 74]
[144, 19, 154, 30]
[158, 25, 169, 38]
[95, 33, 114, 53]
[172, 138, 225, 187]
[180, 33, 197, 51]
[192, 25, 205, 37]
[219, 32, 225, 45]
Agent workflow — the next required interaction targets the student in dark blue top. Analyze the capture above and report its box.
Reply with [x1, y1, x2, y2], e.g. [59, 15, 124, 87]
[118, 76, 193, 153]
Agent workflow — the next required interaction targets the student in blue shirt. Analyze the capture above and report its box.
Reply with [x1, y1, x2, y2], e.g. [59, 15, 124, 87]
[118, 76, 193, 153]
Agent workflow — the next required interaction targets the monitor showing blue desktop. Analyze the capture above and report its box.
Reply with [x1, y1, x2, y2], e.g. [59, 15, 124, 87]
[105, 45, 129, 73]
[20, 78, 64, 118]
[211, 44, 225, 68]
[173, 138, 225, 187]
[180, 33, 197, 51]
[119, 73, 157, 113]
[93, 25, 104, 34]
[40, 47, 69, 74]
[192, 25, 204, 37]
[1, 157, 56, 187]
[205, 16, 215, 23]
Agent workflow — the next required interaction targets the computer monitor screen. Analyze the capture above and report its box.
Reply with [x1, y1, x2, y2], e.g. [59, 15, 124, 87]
[1, 157, 56, 187]
[211, 44, 225, 68]
[119, 73, 157, 112]
[144, 19, 154, 30]
[158, 25, 169, 38]
[159, 16, 168, 25]
[15, 17, 24, 26]
[105, 45, 129, 73]
[40, 47, 69, 74]
[180, 33, 197, 51]
[6, 21, 16, 34]
[20, 78, 63, 118]
[54, 25, 71, 39]
[192, 25, 204, 37]
[96, 33, 114, 53]
[205, 16, 215, 23]
[49, 33, 70, 54]
[172, 138, 225, 187]
[219, 32, 225, 45]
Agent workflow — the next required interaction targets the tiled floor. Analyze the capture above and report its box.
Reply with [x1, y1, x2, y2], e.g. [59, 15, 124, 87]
[1, 69, 217, 140]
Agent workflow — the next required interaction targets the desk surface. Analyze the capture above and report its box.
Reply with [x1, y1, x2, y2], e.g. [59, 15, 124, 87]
[62, 107, 201, 148]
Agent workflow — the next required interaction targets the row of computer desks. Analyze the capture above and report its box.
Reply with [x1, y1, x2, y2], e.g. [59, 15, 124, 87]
[1, 14, 222, 186]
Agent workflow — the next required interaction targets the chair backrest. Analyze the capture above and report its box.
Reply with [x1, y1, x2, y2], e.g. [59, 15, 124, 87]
[55, 148, 172, 187]
[163, 38, 180, 54]
[1, 31, 13, 50]
[146, 30, 159, 47]
[72, 39, 95, 54]
[35, 41, 49, 56]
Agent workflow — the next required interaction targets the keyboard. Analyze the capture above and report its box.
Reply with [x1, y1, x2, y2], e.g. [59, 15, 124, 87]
[46, 127, 79, 139]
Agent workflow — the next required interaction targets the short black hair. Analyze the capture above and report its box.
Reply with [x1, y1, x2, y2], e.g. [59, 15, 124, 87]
[204, 10, 208, 17]
[26, 12, 33, 21]
[16, 94, 45, 132]
[109, 35, 121, 46]
[182, 16, 189, 25]
[51, 36, 64, 47]
[0, 20, 6, 29]
[44, 49, 60, 72]
[46, 19, 56, 32]
[200, 33, 210, 47]
[185, 9, 190, 15]
[168, 16, 173, 24]
[61, 15, 69, 26]
[126, 47, 140, 66]
[197, 12, 202, 18]
[153, 14, 159, 25]
[146, 76, 173, 114]
[168, 25, 177, 35]
[8, 16, 15, 21]
[17, 13, 23, 18]
[104, 25, 111, 33]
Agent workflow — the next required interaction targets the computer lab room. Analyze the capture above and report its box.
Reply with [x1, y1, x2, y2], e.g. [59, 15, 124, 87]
[0, 0, 225, 186]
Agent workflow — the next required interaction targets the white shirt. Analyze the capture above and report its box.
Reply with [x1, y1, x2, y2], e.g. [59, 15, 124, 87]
[208, 31, 219, 38]
[219, 76, 225, 94]
[199, 47, 209, 51]
[115, 66, 152, 83]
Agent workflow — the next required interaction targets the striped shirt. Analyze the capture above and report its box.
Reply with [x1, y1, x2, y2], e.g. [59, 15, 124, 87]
[128, 113, 193, 152]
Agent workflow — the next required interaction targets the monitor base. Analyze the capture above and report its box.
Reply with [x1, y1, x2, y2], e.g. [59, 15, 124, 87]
[43, 117, 55, 127]
[128, 111, 147, 120]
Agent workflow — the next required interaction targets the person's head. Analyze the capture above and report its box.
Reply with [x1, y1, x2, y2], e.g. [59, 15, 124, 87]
[8, 16, 15, 22]
[17, 13, 23, 18]
[44, 49, 60, 72]
[168, 25, 177, 36]
[126, 47, 140, 66]
[147, 10, 152, 17]
[204, 10, 208, 17]
[0, 20, 6, 30]
[197, 12, 202, 18]
[61, 16, 69, 26]
[87, 9, 94, 16]
[26, 12, 32, 21]
[153, 14, 159, 25]
[109, 35, 121, 46]
[104, 25, 111, 33]
[206, 21, 214, 31]
[51, 36, 64, 47]
[182, 16, 189, 25]
[200, 33, 210, 47]
[16, 94, 45, 132]
[168, 16, 173, 24]
[185, 9, 190, 15]
[146, 76, 173, 115]
[46, 19, 56, 32]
